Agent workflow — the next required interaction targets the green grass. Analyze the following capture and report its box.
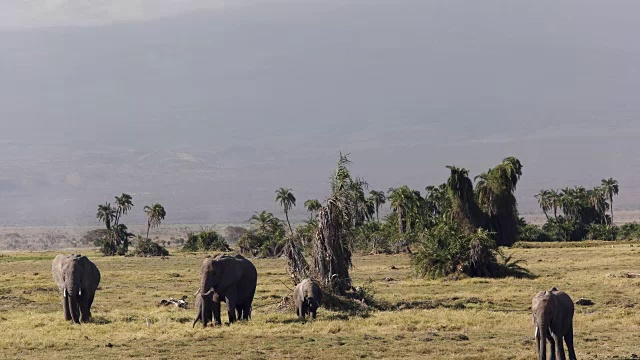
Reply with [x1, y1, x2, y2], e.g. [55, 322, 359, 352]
[0, 242, 639, 359]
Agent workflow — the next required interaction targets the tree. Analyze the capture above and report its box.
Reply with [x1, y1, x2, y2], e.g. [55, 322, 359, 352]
[387, 187, 407, 235]
[144, 203, 166, 239]
[535, 189, 551, 220]
[473, 157, 523, 246]
[368, 190, 386, 221]
[549, 189, 561, 220]
[275, 187, 296, 234]
[311, 152, 357, 293]
[446, 166, 484, 232]
[304, 199, 322, 221]
[114, 193, 133, 226]
[601, 178, 619, 224]
[250, 210, 280, 235]
[96, 203, 116, 230]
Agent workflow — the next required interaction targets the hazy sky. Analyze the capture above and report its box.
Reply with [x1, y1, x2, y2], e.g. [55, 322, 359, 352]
[1, 0, 639, 225]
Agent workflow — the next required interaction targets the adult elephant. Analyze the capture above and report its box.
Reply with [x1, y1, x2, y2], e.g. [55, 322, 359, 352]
[531, 287, 577, 360]
[51, 254, 101, 324]
[196, 254, 257, 327]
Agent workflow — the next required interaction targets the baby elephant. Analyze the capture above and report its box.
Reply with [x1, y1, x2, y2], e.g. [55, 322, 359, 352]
[532, 287, 577, 360]
[294, 278, 323, 320]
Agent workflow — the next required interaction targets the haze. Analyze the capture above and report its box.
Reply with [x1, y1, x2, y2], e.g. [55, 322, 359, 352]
[1, 0, 639, 225]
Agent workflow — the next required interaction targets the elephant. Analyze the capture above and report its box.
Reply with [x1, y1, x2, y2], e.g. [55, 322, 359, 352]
[194, 254, 257, 327]
[532, 287, 577, 360]
[294, 278, 323, 320]
[51, 254, 101, 324]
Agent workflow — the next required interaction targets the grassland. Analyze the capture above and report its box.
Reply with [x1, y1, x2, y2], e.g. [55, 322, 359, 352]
[1, 242, 639, 359]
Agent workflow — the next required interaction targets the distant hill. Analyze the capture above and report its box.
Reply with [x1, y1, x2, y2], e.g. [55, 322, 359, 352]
[1, 0, 639, 225]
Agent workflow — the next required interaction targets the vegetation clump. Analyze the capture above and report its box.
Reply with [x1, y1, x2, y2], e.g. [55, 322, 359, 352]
[531, 178, 621, 241]
[412, 223, 530, 279]
[182, 228, 231, 252]
[237, 211, 286, 257]
[95, 194, 168, 256]
[133, 236, 169, 257]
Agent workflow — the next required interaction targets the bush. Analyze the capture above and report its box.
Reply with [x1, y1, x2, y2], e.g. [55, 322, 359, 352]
[517, 220, 552, 242]
[237, 231, 285, 257]
[586, 224, 618, 241]
[133, 237, 169, 257]
[618, 223, 640, 240]
[182, 228, 231, 252]
[542, 217, 583, 241]
[96, 236, 117, 256]
[412, 224, 529, 279]
[95, 236, 129, 256]
[354, 222, 392, 254]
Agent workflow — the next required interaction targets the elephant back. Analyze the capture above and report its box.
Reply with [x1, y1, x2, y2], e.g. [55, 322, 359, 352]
[79, 256, 101, 291]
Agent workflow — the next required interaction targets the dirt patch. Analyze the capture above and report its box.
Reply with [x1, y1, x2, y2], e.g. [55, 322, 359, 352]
[0, 295, 35, 311]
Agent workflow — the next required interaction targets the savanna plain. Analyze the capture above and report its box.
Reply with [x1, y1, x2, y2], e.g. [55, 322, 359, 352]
[1, 242, 639, 360]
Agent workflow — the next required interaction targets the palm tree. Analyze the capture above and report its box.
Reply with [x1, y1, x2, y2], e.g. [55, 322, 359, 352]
[446, 165, 484, 232]
[304, 199, 322, 221]
[549, 189, 561, 220]
[349, 179, 370, 226]
[114, 193, 133, 226]
[250, 210, 277, 234]
[601, 178, 619, 224]
[534, 189, 551, 220]
[275, 187, 296, 234]
[96, 203, 116, 230]
[589, 187, 609, 222]
[368, 190, 386, 221]
[144, 203, 166, 239]
[473, 157, 523, 246]
[388, 186, 415, 234]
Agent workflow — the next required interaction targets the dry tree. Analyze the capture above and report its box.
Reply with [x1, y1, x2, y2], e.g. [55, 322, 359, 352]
[283, 236, 309, 286]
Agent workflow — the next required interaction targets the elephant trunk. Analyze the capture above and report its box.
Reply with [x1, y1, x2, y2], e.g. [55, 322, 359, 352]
[65, 277, 81, 324]
[536, 315, 549, 360]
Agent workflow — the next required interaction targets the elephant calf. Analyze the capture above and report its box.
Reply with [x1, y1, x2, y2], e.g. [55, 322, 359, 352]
[51, 254, 101, 324]
[532, 287, 577, 360]
[294, 278, 323, 320]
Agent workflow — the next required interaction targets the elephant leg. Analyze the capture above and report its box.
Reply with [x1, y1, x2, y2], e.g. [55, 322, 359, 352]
[301, 302, 308, 320]
[548, 334, 556, 360]
[225, 298, 237, 323]
[564, 327, 576, 360]
[62, 295, 71, 321]
[239, 304, 249, 320]
[225, 288, 238, 323]
[79, 296, 91, 323]
[212, 299, 222, 326]
[552, 333, 565, 360]
[312, 310, 317, 320]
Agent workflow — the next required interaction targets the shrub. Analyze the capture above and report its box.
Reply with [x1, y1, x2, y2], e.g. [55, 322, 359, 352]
[182, 228, 231, 252]
[517, 220, 552, 242]
[133, 237, 169, 257]
[412, 224, 528, 279]
[586, 224, 618, 241]
[237, 231, 285, 257]
[542, 217, 583, 241]
[618, 223, 640, 240]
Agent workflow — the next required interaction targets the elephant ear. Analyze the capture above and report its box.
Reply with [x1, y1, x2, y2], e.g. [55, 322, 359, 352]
[213, 258, 244, 292]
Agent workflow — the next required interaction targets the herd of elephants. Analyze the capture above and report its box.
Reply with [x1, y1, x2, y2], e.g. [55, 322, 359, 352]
[51, 253, 574, 360]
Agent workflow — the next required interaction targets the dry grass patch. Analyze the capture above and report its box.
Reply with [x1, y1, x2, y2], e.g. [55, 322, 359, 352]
[0, 242, 639, 359]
